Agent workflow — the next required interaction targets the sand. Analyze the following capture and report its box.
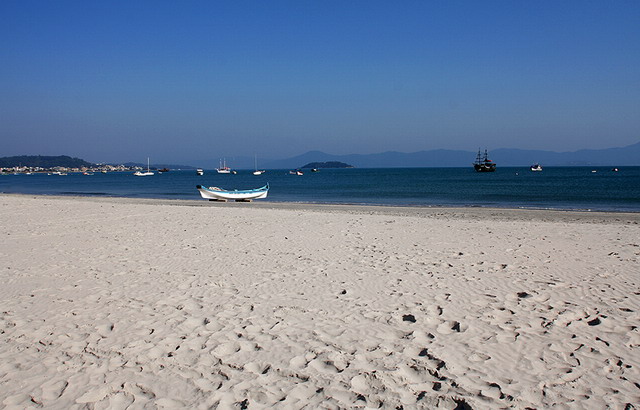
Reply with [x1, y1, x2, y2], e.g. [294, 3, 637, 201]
[1, 194, 639, 409]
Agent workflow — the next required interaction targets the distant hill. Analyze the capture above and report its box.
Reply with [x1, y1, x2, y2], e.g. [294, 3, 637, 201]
[263, 142, 640, 168]
[0, 155, 94, 168]
[301, 161, 354, 169]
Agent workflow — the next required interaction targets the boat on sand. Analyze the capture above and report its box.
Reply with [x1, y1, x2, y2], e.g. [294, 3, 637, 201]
[196, 184, 269, 202]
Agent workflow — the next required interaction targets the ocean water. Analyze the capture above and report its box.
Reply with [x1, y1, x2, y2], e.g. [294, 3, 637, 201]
[1, 167, 639, 212]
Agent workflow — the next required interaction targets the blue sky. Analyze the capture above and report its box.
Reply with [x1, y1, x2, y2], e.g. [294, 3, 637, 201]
[1, 1, 639, 164]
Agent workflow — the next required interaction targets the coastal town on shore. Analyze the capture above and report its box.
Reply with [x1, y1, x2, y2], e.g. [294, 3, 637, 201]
[1, 164, 143, 175]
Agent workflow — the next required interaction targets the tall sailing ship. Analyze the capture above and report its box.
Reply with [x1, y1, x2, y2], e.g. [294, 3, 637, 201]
[216, 158, 232, 174]
[473, 149, 496, 172]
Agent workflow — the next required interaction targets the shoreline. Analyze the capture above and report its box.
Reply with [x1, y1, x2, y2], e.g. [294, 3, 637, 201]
[2, 192, 640, 223]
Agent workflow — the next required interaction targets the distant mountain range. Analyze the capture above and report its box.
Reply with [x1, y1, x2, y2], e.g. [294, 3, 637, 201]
[3, 141, 639, 169]
[263, 141, 640, 169]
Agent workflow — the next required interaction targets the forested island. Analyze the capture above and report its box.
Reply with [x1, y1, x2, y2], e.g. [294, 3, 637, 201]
[301, 161, 354, 169]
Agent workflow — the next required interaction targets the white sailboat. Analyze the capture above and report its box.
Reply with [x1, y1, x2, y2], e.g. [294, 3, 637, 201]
[252, 154, 265, 175]
[134, 158, 154, 176]
[216, 158, 232, 174]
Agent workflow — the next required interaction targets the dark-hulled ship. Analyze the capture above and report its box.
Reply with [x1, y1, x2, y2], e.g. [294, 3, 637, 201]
[473, 149, 496, 172]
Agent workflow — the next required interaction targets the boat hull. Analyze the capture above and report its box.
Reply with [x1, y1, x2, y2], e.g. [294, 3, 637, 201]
[196, 184, 269, 201]
[473, 164, 496, 172]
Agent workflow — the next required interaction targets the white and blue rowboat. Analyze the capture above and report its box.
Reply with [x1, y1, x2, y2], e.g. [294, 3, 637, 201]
[196, 184, 269, 201]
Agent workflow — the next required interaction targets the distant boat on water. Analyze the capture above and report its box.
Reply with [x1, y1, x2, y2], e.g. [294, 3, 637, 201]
[196, 169, 204, 176]
[530, 164, 543, 172]
[253, 155, 265, 175]
[134, 158, 154, 176]
[216, 159, 232, 174]
[473, 149, 496, 172]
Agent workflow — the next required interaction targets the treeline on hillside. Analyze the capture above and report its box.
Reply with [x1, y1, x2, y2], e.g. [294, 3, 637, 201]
[0, 155, 95, 168]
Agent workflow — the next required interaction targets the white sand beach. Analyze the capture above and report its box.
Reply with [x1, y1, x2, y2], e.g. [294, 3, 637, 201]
[1, 194, 639, 409]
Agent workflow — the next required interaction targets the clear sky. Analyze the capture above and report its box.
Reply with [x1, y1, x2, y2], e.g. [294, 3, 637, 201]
[1, 1, 639, 164]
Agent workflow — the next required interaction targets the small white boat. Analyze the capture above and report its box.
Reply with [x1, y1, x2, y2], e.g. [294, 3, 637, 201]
[530, 164, 543, 172]
[289, 170, 303, 176]
[134, 158, 154, 176]
[196, 169, 204, 176]
[196, 184, 269, 201]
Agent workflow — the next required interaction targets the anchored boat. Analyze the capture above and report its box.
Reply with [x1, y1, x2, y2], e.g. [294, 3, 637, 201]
[473, 149, 496, 172]
[134, 158, 154, 176]
[216, 158, 232, 174]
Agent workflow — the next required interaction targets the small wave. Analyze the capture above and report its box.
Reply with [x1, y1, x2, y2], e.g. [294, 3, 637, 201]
[60, 192, 109, 196]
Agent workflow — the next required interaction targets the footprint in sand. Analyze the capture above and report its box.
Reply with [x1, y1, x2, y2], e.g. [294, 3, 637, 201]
[468, 352, 491, 362]
[75, 386, 112, 404]
[107, 392, 135, 409]
[40, 380, 69, 401]
[480, 382, 504, 400]
[426, 304, 443, 316]
[436, 320, 467, 335]
[397, 363, 432, 383]
[289, 355, 308, 369]
[350, 373, 384, 395]
[95, 322, 114, 337]
[244, 361, 270, 375]
[212, 342, 240, 357]
[308, 357, 339, 373]
[495, 330, 519, 343]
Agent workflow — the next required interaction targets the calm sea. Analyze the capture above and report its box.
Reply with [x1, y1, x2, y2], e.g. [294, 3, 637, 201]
[2, 167, 639, 212]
